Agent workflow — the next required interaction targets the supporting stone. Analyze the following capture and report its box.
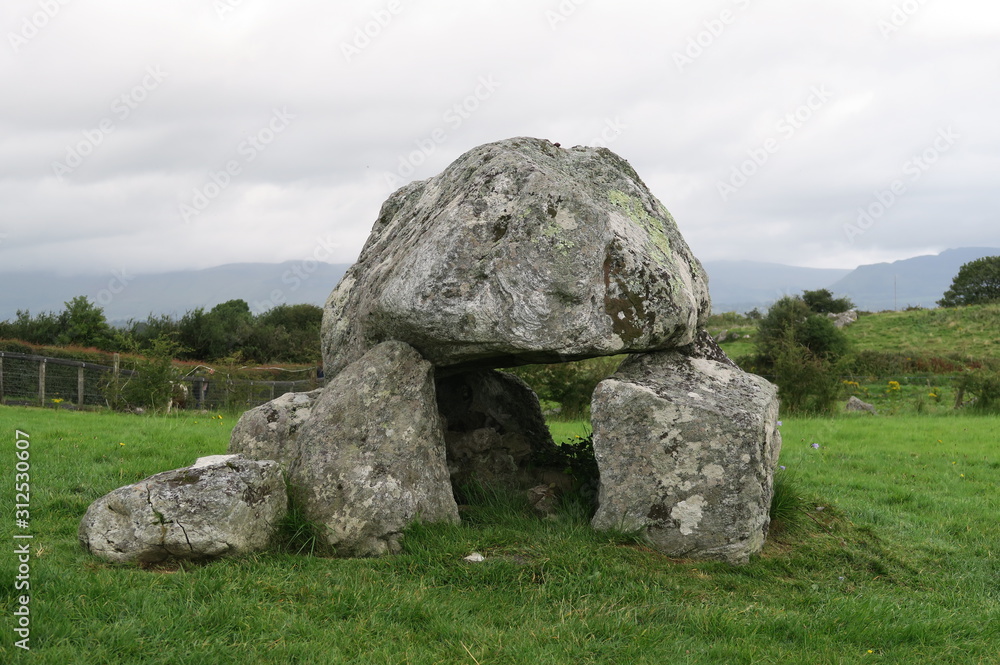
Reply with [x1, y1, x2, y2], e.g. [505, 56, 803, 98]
[591, 335, 781, 564]
[287, 341, 459, 557]
[228, 388, 323, 469]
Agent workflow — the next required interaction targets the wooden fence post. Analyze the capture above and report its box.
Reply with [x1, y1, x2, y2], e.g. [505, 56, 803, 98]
[38, 358, 46, 406]
[77, 365, 86, 408]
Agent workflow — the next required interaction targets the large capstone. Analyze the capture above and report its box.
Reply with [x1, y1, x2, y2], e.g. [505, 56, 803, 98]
[287, 341, 459, 556]
[590, 334, 781, 564]
[322, 136, 710, 377]
[79, 454, 287, 564]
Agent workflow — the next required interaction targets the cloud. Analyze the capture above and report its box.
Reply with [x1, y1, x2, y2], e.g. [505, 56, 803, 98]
[0, 0, 997, 278]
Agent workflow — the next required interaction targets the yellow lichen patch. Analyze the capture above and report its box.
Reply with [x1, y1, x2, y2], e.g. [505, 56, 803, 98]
[607, 190, 673, 261]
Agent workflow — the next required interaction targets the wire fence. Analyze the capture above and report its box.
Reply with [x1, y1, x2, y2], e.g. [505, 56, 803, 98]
[0, 351, 323, 411]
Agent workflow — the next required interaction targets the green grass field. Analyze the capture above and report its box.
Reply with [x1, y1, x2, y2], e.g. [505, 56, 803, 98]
[711, 303, 1000, 365]
[1, 406, 999, 664]
[844, 305, 1000, 361]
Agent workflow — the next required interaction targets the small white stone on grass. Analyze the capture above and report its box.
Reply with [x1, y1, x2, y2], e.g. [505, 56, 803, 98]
[463, 552, 485, 562]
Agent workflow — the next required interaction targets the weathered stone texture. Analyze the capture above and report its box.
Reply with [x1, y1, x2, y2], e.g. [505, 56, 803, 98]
[322, 136, 711, 377]
[228, 388, 322, 468]
[590, 344, 781, 564]
[287, 341, 459, 557]
[79, 454, 286, 564]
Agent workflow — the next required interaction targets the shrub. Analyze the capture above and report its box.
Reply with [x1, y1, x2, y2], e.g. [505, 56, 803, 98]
[769, 330, 841, 414]
[757, 296, 849, 363]
[956, 368, 1000, 413]
[506, 356, 623, 419]
[102, 335, 185, 411]
[752, 296, 847, 414]
[938, 256, 1000, 307]
[802, 288, 855, 314]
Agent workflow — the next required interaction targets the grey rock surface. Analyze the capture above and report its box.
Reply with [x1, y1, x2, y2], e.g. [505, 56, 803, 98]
[288, 341, 459, 557]
[590, 344, 781, 564]
[827, 309, 859, 328]
[436, 369, 557, 490]
[845, 395, 877, 414]
[228, 388, 323, 468]
[79, 454, 287, 564]
[322, 136, 710, 377]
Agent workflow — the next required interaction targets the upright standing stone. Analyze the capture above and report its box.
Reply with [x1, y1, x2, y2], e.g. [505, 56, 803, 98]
[591, 334, 781, 564]
[288, 341, 459, 556]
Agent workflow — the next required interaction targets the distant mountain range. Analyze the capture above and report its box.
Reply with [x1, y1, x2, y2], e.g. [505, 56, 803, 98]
[0, 261, 351, 323]
[1, 247, 997, 323]
[705, 247, 1000, 313]
[700, 261, 853, 314]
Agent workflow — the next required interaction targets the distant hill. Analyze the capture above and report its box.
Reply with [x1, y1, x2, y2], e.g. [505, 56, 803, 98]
[826, 247, 1000, 311]
[0, 262, 351, 323]
[703, 260, 852, 313]
[706, 247, 1000, 313]
[4, 247, 998, 323]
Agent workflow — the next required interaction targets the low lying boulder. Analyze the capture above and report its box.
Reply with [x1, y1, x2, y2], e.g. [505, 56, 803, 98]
[79, 454, 286, 564]
[827, 309, 858, 328]
[846, 395, 877, 414]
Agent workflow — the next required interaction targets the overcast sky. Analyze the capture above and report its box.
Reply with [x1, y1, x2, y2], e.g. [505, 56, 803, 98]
[2, 0, 998, 280]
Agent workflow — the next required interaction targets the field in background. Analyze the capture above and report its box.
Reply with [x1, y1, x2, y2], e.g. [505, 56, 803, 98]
[1, 406, 999, 664]
[843, 304, 1000, 360]
[709, 303, 1000, 363]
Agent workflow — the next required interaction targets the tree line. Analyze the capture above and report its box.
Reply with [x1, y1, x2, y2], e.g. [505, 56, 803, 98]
[0, 296, 323, 364]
